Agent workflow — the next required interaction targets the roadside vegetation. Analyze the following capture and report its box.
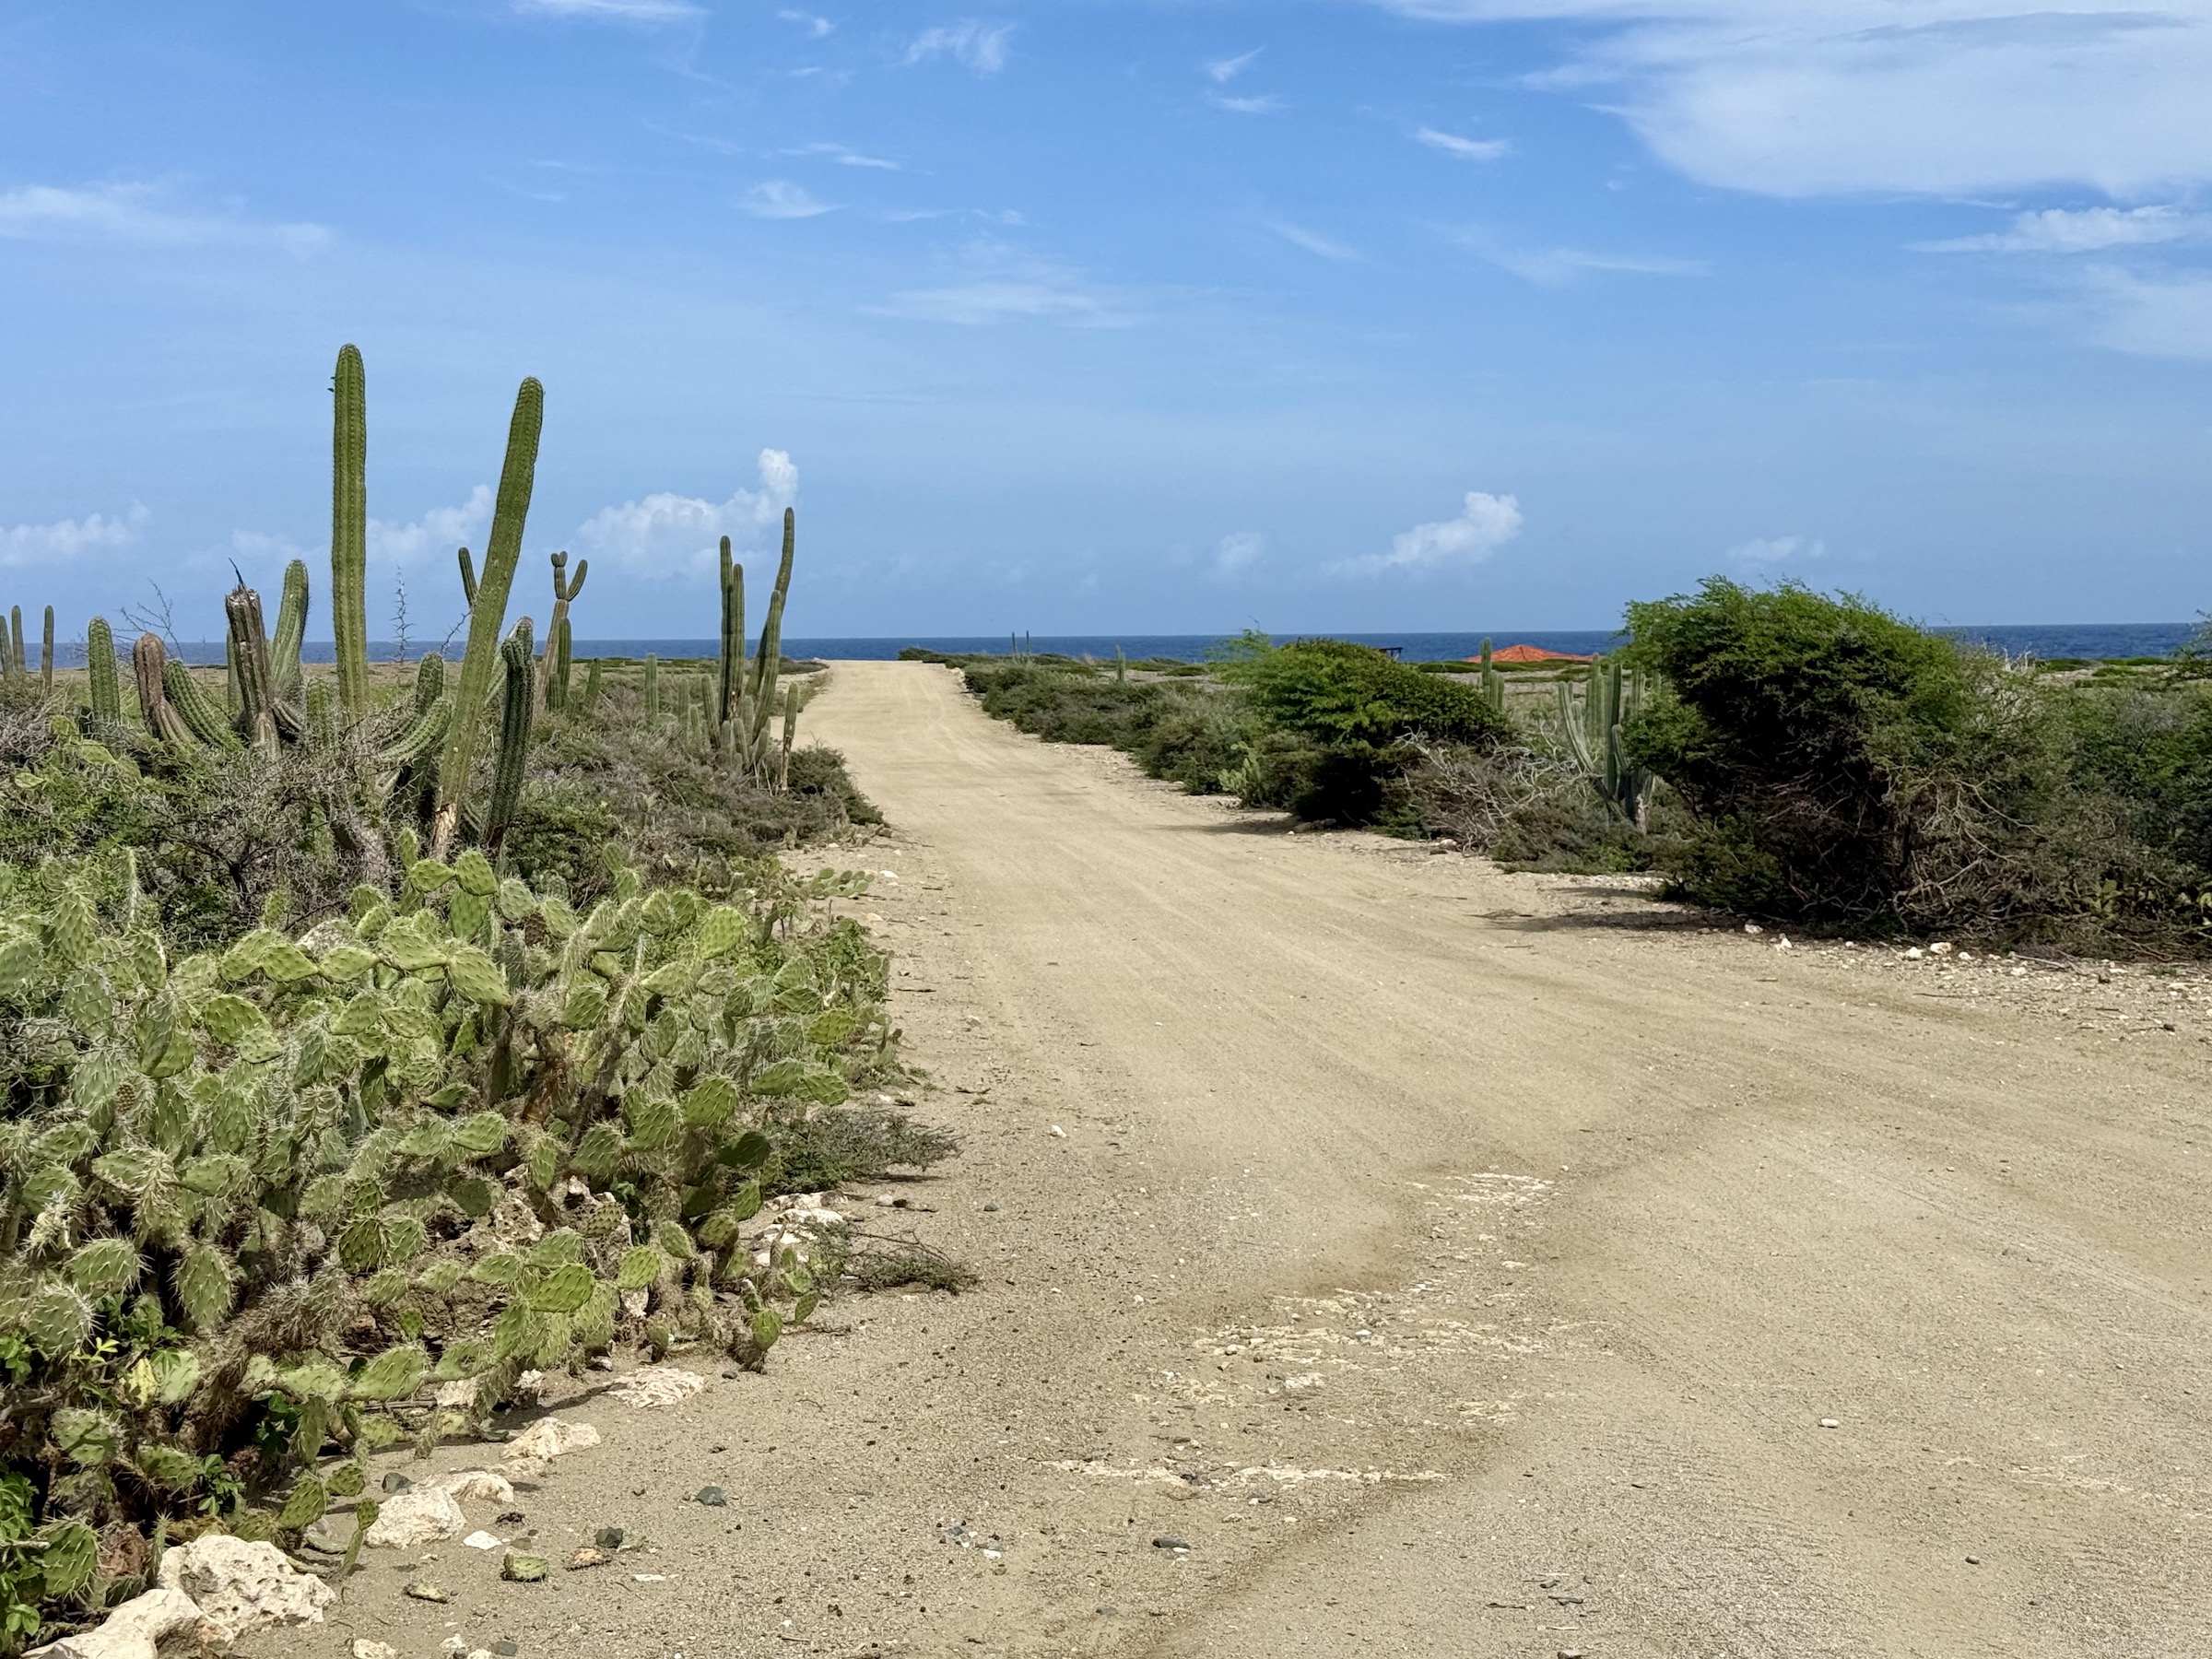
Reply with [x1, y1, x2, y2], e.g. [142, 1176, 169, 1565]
[0, 347, 937, 1651]
[929, 586, 2212, 955]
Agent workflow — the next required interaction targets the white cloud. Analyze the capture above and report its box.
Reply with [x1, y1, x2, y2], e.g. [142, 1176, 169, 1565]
[1206, 47, 1265, 83]
[1416, 126, 1511, 161]
[1449, 227, 1703, 283]
[905, 21, 1013, 75]
[1267, 220, 1365, 263]
[1211, 94, 1284, 114]
[574, 450, 799, 575]
[1918, 205, 2205, 254]
[1213, 530, 1265, 577]
[1341, 491, 1524, 575]
[2085, 268, 2212, 362]
[1728, 533, 1825, 566]
[872, 246, 1130, 326]
[0, 182, 328, 257]
[744, 181, 835, 218]
[512, 0, 701, 18]
[0, 504, 147, 569]
[1369, 2, 2212, 198]
[779, 9, 834, 35]
[368, 486, 495, 568]
[791, 142, 901, 171]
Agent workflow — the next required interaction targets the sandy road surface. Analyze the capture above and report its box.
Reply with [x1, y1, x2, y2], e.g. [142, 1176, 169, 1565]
[323, 660, 2210, 1659]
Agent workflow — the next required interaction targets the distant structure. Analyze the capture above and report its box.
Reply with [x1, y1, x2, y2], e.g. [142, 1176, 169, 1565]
[1470, 643, 1596, 665]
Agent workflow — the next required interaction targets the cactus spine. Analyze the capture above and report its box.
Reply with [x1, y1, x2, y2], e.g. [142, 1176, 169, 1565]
[544, 551, 585, 711]
[433, 377, 544, 858]
[272, 559, 310, 701]
[41, 606, 53, 692]
[486, 619, 535, 854]
[331, 344, 371, 718]
[86, 618, 121, 724]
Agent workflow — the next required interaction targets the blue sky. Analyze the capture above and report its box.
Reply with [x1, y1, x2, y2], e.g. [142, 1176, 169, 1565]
[3, 1, 2210, 642]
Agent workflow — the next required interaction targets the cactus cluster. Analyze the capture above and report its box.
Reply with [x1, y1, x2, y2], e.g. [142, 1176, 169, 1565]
[707, 512, 813, 787]
[1556, 656, 1655, 827]
[0, 844, 892, 1629]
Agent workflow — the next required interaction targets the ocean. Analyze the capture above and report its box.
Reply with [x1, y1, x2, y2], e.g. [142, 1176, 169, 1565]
[148, 623, 2195, 667]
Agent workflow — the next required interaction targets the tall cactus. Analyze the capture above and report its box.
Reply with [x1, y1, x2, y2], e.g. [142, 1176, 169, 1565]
[224, 582, 297, 756]
[132, 633, 171, 737]
[272, 559, 310, 701]
[642, 653, 660, 722]
[331, 345, 371, 718]
[486, 619, 535, 854]
[747, 509, 796, 759]
[582, 656, 602, 713]
[7, 606, 22, 683]
[717, 535, 744, 726]
[86, 618, 122, 724]
[1556, 655, 1654, 828]
[543, 551, 586, 712]
[41, 606, 53, 692]
[433, 377, 544, 858]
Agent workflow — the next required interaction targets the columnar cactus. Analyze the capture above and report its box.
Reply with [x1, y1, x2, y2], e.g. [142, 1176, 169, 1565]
[544, 551, 586, 712]
[86, 618, 122, 724]
[1478, 638, 1502, 713]
[164, 660, 241, 750]
[582, 656, 602, 712]
[1556, 655, 1654, 827]
[131, 632, 174, 736]
[643, 653, 660, 722]
[433, 377, 544, 858]
[9, 605, 24, 682]
[41, 605, 53, 692]
[717, 535, 744, 726]
[487, 618, 535, 854]
[272, 558, 311, 701]
[225, 583, 286, 756]
[331, 344, 371, 718]
[747, 509, 796, 759]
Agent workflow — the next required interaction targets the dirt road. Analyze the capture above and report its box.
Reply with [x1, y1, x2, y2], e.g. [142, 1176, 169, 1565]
[329, 660, 2211, 1659]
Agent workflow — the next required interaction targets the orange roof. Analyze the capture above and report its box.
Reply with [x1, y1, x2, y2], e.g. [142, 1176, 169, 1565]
[1470, 643, 1596, 665]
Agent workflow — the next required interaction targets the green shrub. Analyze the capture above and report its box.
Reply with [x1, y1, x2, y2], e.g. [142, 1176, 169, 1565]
[959, 663, 1247, 794]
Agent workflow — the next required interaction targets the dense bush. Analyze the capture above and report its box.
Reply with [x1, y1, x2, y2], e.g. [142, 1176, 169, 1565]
[959, 661, 1247, 794]
[0, 843, 933, 1646]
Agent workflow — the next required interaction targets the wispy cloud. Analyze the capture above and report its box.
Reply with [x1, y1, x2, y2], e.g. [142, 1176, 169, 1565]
[1212, 530, 1265, 577]
[0, 182, 328, 257]
[1338, 491, 1523, 575]
[1210, 93, 1284, 115]
[512, 0, 702, 19]
[790, 142, 902, 171]
[2085, 268, 2212, 362]
[1367, 2, 2212, 198]
[575, 450, 799, 574]
[905, 21, 1012, 76]
[1416, 126, 1510, 161]
[872, 245, 1131, 326]
[744, 180, 836, 218]
[778, 8, 834, 36]
[1918, 205, 2205, 254]
[0, 504, 147, 569]
[1729, 533, 1825, 566]
[1206, 47, 1265, 83]
[1266, 220, 1365, 263]
[1447, 226, 1703, 284]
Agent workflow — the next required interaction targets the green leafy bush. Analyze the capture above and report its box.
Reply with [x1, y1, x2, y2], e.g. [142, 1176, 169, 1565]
[0, 842, 924, 1642]
[959, 662, 1247, 794]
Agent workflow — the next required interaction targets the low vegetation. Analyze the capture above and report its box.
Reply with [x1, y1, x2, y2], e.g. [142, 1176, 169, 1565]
[0, 346, 934, 1650]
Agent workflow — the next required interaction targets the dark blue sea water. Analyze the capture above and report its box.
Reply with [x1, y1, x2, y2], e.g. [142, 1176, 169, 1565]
[146, 623, 2194, 667]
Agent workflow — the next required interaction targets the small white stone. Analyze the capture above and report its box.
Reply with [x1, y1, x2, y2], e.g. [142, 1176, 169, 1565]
[1819, 1417, 1841, 1429]
[463, 1531, 505, 1551]
[1049, 1124, 1067, 1138]
[503, 1417, 602, 1464]
[364, 1487, 467, 1549]
[1743, 923, 1763, 935]
[609, 1366, 709, 1408]
[440, 1468, 516, 1507]
[353, 1642, 399, 1659]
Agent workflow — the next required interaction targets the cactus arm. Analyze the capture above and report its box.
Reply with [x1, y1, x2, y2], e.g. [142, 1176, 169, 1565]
[433, 376, 543, 858]
[87, 618, 121, 723]
[163, 660, 240, 749]
[746, 508, 795, 754]
[272, 559, 310, 698]
[566, 557, 586, 599]
[485, 619, 535, 855]
[331, 344, 371, 716]
[413, 650, 446, 712]
[457, 546, 478, 608]
[41, 605, 53, 691]
[378, 694, 451, 766]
